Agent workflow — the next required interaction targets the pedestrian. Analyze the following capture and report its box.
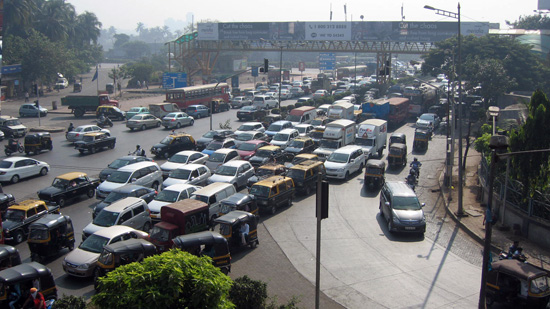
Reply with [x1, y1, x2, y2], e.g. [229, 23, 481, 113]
[137, 80, 141, 89]
[25, 92, 29, 102]
[144, 80, 148, 89]
[22, 287, 46, 309]
[117, 82, 121, 92]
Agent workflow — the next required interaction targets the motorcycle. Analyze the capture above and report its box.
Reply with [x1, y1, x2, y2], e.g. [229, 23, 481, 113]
[410, 165, 420, 178]
[499, 250, 528, 263]
[97, 116, 113, 128]
[4, 139, 24, 156]
[406, 173, 416, 191]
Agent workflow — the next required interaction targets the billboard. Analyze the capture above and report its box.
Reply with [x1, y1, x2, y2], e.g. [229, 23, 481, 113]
[198, 21, 489, 42]
[539, 0, 550, 10]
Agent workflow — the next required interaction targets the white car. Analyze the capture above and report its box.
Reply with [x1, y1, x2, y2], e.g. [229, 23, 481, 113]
[271, 129, 299, 149]
[313, 90, 329, 99]
[160, 151, 209, 178]
[162, 164, 211, 189]
[230, 96, 252, 108]
[234, 122, 265, 135]
[324, 145, 367, 180]
[0, 157, 49, 184]
[206, 160, 255, 189]
[66, 125, 110, 143]
[148, 184, 200, 220]
[416, 113, 440, 131]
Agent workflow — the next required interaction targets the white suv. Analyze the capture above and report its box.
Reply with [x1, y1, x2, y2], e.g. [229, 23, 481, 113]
[324, 145, 367, 180]
[271, 129, 299, 149]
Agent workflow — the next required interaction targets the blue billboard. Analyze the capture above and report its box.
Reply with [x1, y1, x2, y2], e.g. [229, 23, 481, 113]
[162, 72, 187, 89]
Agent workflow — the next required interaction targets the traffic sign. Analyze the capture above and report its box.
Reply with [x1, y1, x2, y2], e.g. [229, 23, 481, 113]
[251, 67, 259, 77]
[299, 62, 306, 72]
[162, 72, 187, 89]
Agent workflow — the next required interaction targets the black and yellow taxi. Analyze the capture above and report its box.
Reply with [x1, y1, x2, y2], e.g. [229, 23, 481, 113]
[96, 105, 126, 121]
[286, 160, 326, 195]
[249, 176, 295, 215]
[247, 163, 286, 188]
[248, 145, 284, 168]
[150, 133, 196, 159]
[283, 136, 316, 160]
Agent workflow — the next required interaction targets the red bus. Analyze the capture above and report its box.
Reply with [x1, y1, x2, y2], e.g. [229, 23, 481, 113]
[165, 83, 230, 109]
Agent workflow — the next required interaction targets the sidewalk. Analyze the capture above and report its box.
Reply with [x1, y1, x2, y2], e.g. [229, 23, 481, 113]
[439, 149, 550, 267]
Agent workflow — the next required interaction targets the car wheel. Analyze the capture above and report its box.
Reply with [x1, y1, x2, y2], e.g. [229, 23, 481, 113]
[90, 147, 96, 154]
[40, 167, 48, 176]
[57, 196, 66, 207]
[156, 122, 161, 127]
[196, 114, 201, 119]
[87, 188, 95, 198]
[152, 182, 159, 191]
[130, 127, 134, 131]
[142, 222, 151, 232]
[141, 125, 146, 131]
[345, 171, 350, 180]
[19, 113, 24, 118]
[287, 197, 293, 207]
[189, 119, 194, 126]
[10, 175, 19, 184]
[387, 218, 393, 233]
[270, 205, 276, 215]
[163, 152, 170, 159]
[14, 230, 24, 244]
[109, 143, 115, 149]
[176, 122, 181, 129]
[78, 150, 85, 154]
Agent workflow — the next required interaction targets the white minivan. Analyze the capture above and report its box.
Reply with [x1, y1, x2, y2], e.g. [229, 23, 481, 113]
[324, 145, 367, 180]
[97, 162, 163, 199]
[191, 182, 237, 220]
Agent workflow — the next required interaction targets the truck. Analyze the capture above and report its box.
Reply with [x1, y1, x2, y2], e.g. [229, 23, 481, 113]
[3, 200, 60, 244]
[313, 119, 356, 159]
[388, 97, 410, 127]
[327, 102, 354, 121]
[356, 119, 388, 159]
[149, 103, 180, 118]
[403, 84, 438, 117]
[362, 98, 390, 120]
[147, 199, 210, 252]
[61, 94, 119, 118]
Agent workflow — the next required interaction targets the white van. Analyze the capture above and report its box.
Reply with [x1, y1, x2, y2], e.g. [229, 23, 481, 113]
[286, 106, 317, 126]
[191, 182, 237, 220]
[149, 103, 180, 118]
[97, 162, 163, 199]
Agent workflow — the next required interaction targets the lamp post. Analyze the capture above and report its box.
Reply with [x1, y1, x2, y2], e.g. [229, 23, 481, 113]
[279, 46, 283, 110]
[425, 3, 464, 216]
[488, 106, 500, 135]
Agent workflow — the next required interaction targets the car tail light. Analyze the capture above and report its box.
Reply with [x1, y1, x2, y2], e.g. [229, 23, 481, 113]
[171, 119, 175, 122]
[155, 190, 158, 194]
[0, 172, 5, 175]
[76, 133, 80, 137]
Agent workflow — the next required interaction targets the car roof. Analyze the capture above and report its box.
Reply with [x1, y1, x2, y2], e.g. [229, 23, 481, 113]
[258, 163, 285, 170]
[174, 150, 202, 156]
[295, 124, 313, 128]
[271, 120, 291, 125]
[254, 176, 291, 187]
[241, 122, 262, 126]
[76, 124, 99, 129]
[385, 181, 416, 197]
[176, 163, 204, 171]
[163, 183, 198, 191]
[118, 161, 157, 171]
[2, 156, 31, 163]
[244, 140, 268, 145]
[258, 145, 280, 151]
[103, 197, 144, 212]
[213, 148, 237, 155]
[9, 200, 45, 210]
[333, 145, 362, 154]
[278, 128, 298, 134]
[111, 184, 150, 193]
[193, 182, 234, 195]
[221, 160, 249, 168]
[93, 225, 137, 238]
[56, 172, 87, 180]
[291, 160, 323, 171]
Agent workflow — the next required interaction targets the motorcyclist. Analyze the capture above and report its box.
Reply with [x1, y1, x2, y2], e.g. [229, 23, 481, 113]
[98, 113, 106, 124]
[406, 171, 416, 191]
[67, 123, 75, 133]
[507, 240, 520, 258]
[410, 158, 422, 177]
[132, 145, 146, 157]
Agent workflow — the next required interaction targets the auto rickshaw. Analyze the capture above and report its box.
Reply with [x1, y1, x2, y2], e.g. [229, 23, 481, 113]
[0, 262, 57, 307]
[172, 231, 231, 274]
[27, 214, 75, 263]
[388, 143, 407, 167]
[24, 132, 53, 155]
[219, 193, 258, 217]
[486, 259, 550, 308]
[213, 211, 259, 249]
[73, 82, 82, 93]
[94, 238, 157, 290]
[388, 132, 407, 148]
[209, 99, 230, 114]
[413, 129, 430, 152]
[363, 159, 386, 189]
[0, 245, 21, 271]
[106, 83, 114, 94]
[262, 114, 282, 128]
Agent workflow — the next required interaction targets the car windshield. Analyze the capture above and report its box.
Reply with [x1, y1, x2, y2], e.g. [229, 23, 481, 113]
[93, 210, 120, 227]
[320, 140, 339, 149]
[130, 115, 144, 120]
[419, 114, 433, 121]
[236, 133, 254, 141]
[287, 169, 306, 179]
[202, 131, 218, 138]
[150, 226, 170, 242]
[108, 158, 131, 169]
[273, 133, 289, 142]
[206, 141, 223, 150]
[392, 196, 422, 210]
[309, 131, 324, 139]
[79, 234, 110, 253]
[165, 113, 178, 118]
[4, 209, 25, 221]
[238, 124, 256, 131]
[0, 161, 12, 168]
[6, 120, 21, 126]
[296, 127, 307, 133]
[169, 154, 189, 163]
[287, 140, 304, 148]
[249, 185, 270, 197]
[241, 106, 255, 111]
[255, 150, 272, 157]
[209, 153, 226, 162]
[104, 191, 128, 203]
[107, 171, 132, 183]
[170, 168, 192, 180]
[356, 138, 374, 146]
[327, 152, 349, 163]
[286, 115, 302, 122]
[267, 124, 282, 131]
[160, 136, 174, 145]
[155, 190, 180, 203]
[238, 143, 257, 151]
[52, 178, 69, 188]
[257, 168, 275, 176]
[216, 166, 237, 176]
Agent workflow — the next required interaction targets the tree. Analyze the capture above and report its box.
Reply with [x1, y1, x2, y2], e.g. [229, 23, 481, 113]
[92, 249, 233, 309]
[229, 276, 268, 309]
[509, 90, 550, 197]
[121, 40, 151, 59]
[113, 34, 131, 49]
[33, 0, 76, 42]
[3, 0, 37, 37]
[463, 56, 517, 105]
[507, 14, 550, 30]
[136, 22, 145, 35]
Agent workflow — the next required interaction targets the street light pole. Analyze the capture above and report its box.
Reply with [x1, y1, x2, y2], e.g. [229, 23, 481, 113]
[279, 46, 283, 110]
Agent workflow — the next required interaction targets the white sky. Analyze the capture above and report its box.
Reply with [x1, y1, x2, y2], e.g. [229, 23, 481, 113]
[68, 0, 539, 34]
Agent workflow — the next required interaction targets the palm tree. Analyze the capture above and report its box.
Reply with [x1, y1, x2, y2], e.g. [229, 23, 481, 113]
[74, 12, 102, 46]
[4, 0, 37, 37]
[33, 0, 76, 42]
[136, 22, 145, 36]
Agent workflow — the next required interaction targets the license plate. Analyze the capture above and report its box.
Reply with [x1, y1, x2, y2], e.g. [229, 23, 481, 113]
[405, 227, 416, 230]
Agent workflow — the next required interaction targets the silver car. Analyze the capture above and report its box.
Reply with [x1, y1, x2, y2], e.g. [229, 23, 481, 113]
[207, 160, 255, 189]
[162, 112, 194, 129]
[66, 125, 110, 142]
[230, 96, 252, 108]
[162, 164, 211, 189]
[126, 114, 161, 131]
[160, 151, 209, 178]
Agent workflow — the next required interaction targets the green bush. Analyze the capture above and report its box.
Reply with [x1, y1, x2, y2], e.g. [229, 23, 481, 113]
[52, 295, 86, 309]
[271, 108, 281, 114]
[229, 276, 268, 309]
[280, 106, 288, 112]
[286, 104, 295, 111]
[294, 102, 303, 108]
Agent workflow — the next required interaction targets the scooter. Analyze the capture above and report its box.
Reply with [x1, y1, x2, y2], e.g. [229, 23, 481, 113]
[5, 139, 24, 156]
[406, 173, 416, 191]
[499, 250, 528, 263]
[97, 116, 113, 128]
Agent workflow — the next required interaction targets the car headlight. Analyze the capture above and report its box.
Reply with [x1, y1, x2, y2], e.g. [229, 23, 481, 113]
[393, 216, 400, 224]
[77, 263, 90, 270]
[421, 216, 426, 223]
[337, 168, 345, 172]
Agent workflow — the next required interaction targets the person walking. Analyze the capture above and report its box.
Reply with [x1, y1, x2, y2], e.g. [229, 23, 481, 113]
[25, 92, 29, 102]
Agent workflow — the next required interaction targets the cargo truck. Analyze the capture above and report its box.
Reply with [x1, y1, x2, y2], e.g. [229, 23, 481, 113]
[147, 199, 209, 252]
[313, 119, 356, 159]
[362, 98, 390, 120]
[327, 102, 354, 120]
[61, 94, 119, 118]
[356, 119, 387, 159]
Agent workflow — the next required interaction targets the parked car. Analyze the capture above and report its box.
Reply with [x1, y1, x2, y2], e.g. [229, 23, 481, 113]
[125, 107, 150, 120]
[247, 163, 287, 188]
[295, 124, 315, 137]
[233, 131, 269, 146]
[237, 106, 265, 121]
[186, 105, 209, 119]
[416, 113, 440, 131]
[201, 137, 236, 156]
[207, 160, 255, 189]
[249, 145, 284, 168]
[313, 90, 329, 100]
[126, 114, 161, 131]
[37, 172, 100, 207]
[160, 151, 209, 178]
[265, 120, 293, 137]
[66, 125, 110, 143]
[150, 133, 196, 159]
[162, 164, 211, 189]
[93, 185, 157, 218]
[162, 112, 194, 129]
[148, 184, 201, 221]
[96, 162, 163, 199]
[0, 157, 49, 184]
[271, 129, 299, 149]
[19, 103, 48, 117]
[99, 156, 153, 182]
[196, 129, 234, 151]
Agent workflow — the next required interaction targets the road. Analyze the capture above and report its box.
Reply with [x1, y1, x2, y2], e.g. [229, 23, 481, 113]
[0, 66, 485, 307]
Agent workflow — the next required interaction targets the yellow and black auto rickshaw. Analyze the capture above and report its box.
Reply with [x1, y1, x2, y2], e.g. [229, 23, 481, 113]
[486, 259, 550, 308]
[213, 211, 259, 250]
[24, 132, 53, 155]
[364, 159, 386, 189]
[73, 82, 82, 93]
[94, 238, 157, 290]
[413, 129, 430, 152]
[27, 214, 75, 263]
[219, 193, 258, 217]
[388, 143, 407, 167]
[172, 231, 231, 274]
[249, 176, 295, 214]
[0, 245, 21, 271]
[0, 262, 57, 307]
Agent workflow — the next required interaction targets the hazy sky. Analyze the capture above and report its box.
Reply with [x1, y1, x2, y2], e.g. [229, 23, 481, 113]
[69, 0, 539, 34]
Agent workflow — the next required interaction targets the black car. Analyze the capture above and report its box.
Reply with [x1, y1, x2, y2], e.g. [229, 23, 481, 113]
[249, 146, 284, 168]
[92, 184, 157, 218]
[150, 133, 196, 159]
[99, 156, 153, 181]
[237, 106, 266, 121]
[0, 193, 15, 215]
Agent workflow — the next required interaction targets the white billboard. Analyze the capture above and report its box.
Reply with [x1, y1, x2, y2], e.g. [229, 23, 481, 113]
[197, 23, 218, 40]
[305, 22, 351, 41]
[539, 0, 550, 10]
